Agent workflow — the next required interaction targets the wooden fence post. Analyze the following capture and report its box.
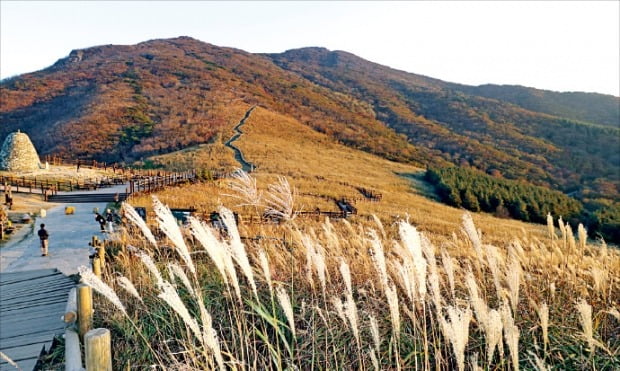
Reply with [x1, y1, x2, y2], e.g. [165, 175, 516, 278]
[92, 257, 102, 278]
[98, 242, 106, 270]
[85, 328, 112, 371]
[77, 284, 93, 340]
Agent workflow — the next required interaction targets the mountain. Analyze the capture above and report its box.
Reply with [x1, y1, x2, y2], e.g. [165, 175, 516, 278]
[454, 84, 620, 129]
[267, 47, 619, 201]
[1, 37, 619, 205]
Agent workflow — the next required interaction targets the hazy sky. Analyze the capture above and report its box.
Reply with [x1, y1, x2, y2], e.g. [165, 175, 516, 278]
[1, 1, 619, 96]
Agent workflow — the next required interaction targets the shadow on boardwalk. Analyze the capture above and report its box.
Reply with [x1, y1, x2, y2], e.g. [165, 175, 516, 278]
[0, 269, 75, 371]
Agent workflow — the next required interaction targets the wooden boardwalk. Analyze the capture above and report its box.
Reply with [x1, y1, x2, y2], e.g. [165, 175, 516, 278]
[0, 269, 75, 371]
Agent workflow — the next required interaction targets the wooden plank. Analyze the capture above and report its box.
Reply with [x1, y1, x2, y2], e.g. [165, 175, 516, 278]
[0, 321, 65, 340]
[0, 342, 45, 362]
[0, 332, 59, 349]
[1, 303, 66, 323]
[0, 269, 60, 284]
[0, 270, 74, 371]
[2, 285, 76, 306]
[1, 296, 69, 311]
[0, 276, 73, 292]
[1, 283, 75, 300]
[0, 357, 38, 371]
[0, 303, 62, 323]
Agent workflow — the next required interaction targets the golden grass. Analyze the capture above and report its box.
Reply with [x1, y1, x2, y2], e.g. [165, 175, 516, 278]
[89, 198, 619, 369]
[140, 105, 549, 248]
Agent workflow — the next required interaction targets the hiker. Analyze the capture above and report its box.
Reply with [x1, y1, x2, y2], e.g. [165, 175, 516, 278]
[5, 193, 13, 210]
[95, 212, 106, 232]
[38, 223, 49, 256]
[106, 209, 114, 233]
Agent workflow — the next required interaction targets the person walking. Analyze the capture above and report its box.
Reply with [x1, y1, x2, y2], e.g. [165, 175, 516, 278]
[106, 209, 114, 233]
[38, 223, 49, 256]
[95, 212, 106, 232]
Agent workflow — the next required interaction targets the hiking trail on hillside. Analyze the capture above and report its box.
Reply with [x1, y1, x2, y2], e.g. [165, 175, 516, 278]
[224, 106, 256, 172]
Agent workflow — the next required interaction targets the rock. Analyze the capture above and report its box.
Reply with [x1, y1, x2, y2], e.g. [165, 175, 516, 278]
[0, 131, 42, 172]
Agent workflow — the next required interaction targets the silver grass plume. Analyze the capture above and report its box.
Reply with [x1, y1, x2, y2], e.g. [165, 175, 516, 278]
[528, 351, 549, 371]
[258, 248, 273, 295]
[264, 176, 296, 221]
[132, 247, 164, 289]
[566, 223, 576, 252]
[152, 196, 196, 275]
[372, 214, 387, 240]
[224, 169, 262, 207]
[168, 263, 196, 296]
[301, 234, 328, 294]
[558, 217, 567, 248]
[276, 286, 296, 337]
[78, 266, 127, 315]
[535, 302, 549, 352]
[576, 298, 594, 352]
[505, 254, 521, 314]
[158, 280, 202, 344]
[422, 235, 443, 311]
[398, 221, 427, 301]
[331, 297, 347, 325]
[546, 213, 555, 240]
[578, 223, 587, 251]
[369, 314, 381, 354]
[501, 301, 520, 371]
[0, 352, 19, 369]
[116, 276, 143, 303]
[220, 206, 258, 298]
[122, 202, 157, 247]
[386, 283, 401, 339]
[484, 244, 503, 301]
[369, 229, 389, 293]
[440, 305, 472, 371]
[303, 234, 316, 289]
[339, 258, 353, 298]
[441, 249, 456, 300]
[392, 258, 416, 306]
[462, 213, 484, 263]
[188, 217, 229, 285]
[339, 259, 360, 346]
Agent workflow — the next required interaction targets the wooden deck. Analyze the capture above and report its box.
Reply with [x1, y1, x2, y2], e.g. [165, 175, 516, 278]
[0, 269, 75, 371]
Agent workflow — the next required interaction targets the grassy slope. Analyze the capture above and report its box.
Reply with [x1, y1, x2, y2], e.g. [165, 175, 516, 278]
[138, 105, 548, 246]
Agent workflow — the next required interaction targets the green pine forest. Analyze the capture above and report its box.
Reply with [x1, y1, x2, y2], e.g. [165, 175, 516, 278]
[425, 166, 620, 243]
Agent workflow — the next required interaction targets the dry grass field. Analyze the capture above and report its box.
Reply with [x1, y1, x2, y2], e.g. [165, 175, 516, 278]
[76, 106, 620, 370]
[134, 105, 551, 245]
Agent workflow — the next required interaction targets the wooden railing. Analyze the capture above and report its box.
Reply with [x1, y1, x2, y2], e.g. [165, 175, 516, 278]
[1, 175, 127, 199]
[128, 170, 197, 196]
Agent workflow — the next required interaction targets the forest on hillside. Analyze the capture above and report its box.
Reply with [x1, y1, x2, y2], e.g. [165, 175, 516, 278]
[426, 166, 620, 243]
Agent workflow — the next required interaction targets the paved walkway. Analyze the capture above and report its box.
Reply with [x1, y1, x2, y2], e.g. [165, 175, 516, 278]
[0, 183, 128, 370]
[1, 183, 128, 275]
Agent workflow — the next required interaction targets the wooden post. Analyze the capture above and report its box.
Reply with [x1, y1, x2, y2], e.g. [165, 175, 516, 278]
[98, 242, 106, 269]
[85, 328, 112, 371]
[93, 257, 102, 278]
[77, 284, 93, 339]
[63, 288, 77, 324]
[65, 328, 82, 371]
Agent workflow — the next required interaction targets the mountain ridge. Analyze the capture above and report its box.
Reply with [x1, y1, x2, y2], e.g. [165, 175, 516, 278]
[1, 37, 618, 206]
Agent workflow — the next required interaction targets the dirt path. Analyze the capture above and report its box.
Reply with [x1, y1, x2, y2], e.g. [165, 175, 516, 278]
[224, 106, 256, 172]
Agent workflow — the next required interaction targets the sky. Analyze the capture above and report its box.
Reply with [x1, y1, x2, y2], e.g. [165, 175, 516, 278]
[1, 1, 619, 96]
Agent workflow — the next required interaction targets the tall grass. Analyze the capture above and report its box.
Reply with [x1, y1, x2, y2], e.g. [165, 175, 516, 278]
[86, 179, 620, 370]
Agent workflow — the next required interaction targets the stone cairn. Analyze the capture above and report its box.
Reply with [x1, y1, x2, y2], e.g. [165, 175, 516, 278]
[0, 130, 42, 172]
